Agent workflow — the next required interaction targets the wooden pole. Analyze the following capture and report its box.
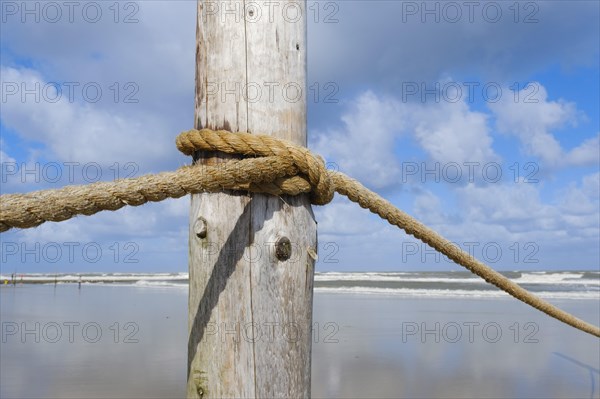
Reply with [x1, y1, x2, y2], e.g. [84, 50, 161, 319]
[187, 1, 316, 398]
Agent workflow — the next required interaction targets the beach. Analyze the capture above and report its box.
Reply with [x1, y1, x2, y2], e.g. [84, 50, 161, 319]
[312, 293, 599, 399]
[1, 273, 599, 398]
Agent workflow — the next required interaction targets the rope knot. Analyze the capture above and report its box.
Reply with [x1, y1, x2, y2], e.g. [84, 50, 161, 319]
[175, 129, 335, 205]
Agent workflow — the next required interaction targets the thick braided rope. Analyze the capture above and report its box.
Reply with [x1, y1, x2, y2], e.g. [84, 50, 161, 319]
[0, 156, 309, 232]
[0, 128, 598, 338]
[176, 129, 333, 205]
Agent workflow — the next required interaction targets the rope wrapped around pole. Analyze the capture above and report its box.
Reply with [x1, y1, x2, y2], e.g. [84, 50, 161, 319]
[0, 128, 598, 338]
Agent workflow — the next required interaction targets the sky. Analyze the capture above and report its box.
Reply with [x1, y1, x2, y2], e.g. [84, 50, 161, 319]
[0, 0, 598, 273]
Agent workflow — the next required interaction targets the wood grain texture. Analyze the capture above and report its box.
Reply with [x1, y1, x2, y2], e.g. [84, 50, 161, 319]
[187, 1, 316, 398]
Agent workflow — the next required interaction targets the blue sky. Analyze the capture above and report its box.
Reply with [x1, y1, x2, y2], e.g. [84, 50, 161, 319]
[0, 0, 598, 273]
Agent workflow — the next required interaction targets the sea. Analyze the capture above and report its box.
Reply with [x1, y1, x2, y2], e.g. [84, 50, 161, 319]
[2, 270, 598, 299]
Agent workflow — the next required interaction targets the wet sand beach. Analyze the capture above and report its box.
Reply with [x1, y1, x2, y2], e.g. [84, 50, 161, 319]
[1, 283, 599, 398]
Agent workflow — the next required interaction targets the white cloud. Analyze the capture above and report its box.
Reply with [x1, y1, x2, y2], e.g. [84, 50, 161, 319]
[413, 190, 448, 226]
[457, 182, 559, 232]
[310, 91, 406, 189]
[582, 172, 600, 199]
[16, 218, 94, 244]
[565, 135, 600, 166]
[0, 140, 16, 165]
[0, 66, 172, 168]
[490, 82, 598, 167]
[162, 196, 190, 217]
[2, 198, 189, 272]
[411, 171, 599, 246]
[558, 172, 600, 221]
[0, 1, 197, 173]
[311, 91, 499, 190]
[410, 100, 498, 165]
[315, 196, 383, 237]
[0, 1, 196, 119]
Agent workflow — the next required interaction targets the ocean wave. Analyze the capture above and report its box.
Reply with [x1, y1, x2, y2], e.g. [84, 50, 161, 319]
[314, 271, 598, 286]
[514, 272, 599, 286]
[314, 286, 600, 300]
[3, 271, 597, 298]
[133, 280, 188, 289]
[315, 272, 483, 284]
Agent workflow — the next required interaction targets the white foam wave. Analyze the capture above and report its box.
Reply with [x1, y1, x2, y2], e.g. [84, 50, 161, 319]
[315, 272, 482, 284]
[314, 271, 598, 286]
[314, 286, 600, 300]
[514, 272, 598, 285]
[133, 280, 187, 289]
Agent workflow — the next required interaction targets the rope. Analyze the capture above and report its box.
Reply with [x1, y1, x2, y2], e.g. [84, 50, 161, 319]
[176, 129, 334, 205]
[0, 156, 310, 232]
[1, 128, 598, 338]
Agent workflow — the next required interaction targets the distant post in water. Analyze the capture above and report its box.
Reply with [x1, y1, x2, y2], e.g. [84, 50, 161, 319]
[187, 1, 316, 398]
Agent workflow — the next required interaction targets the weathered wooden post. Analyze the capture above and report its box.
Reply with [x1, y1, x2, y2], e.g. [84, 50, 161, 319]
[187, 1, 316, 397]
